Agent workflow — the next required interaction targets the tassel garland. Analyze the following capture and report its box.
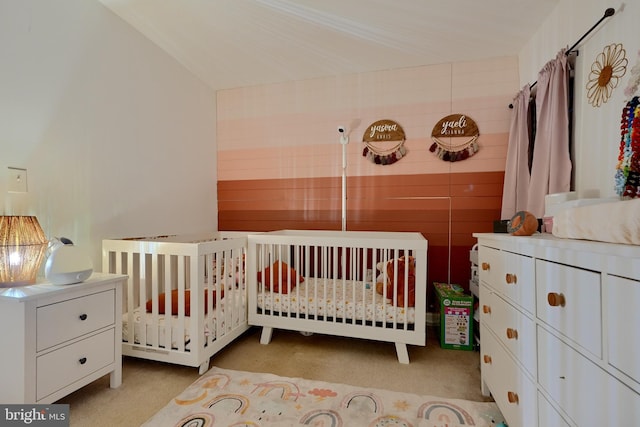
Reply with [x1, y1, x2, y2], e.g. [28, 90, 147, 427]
[362, 145, 406, 165]
[429, 137, 479, 162]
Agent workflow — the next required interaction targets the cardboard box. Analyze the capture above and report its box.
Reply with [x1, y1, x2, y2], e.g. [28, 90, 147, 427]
[434, 282, 474, 351]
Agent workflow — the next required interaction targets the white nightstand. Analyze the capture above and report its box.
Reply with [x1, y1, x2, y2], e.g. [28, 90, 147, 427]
[0, 272, 126, 404]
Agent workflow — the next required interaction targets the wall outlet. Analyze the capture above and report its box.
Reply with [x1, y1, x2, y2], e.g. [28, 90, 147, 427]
[7, 167, 28, 193]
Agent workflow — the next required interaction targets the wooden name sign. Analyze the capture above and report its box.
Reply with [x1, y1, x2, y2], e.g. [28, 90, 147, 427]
[429, 114, 480, 162]
[362, 119, 407, 165]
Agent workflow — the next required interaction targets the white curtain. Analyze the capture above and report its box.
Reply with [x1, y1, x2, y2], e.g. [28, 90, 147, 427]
[527, 50, 572, 217]
[501, 85, 532, 219]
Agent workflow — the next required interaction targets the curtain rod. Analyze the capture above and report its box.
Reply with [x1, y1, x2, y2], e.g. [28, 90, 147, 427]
[508, 7, 616, 109]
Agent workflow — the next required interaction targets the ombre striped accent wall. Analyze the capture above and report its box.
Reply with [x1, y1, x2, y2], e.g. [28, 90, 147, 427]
[217, 57, 517, 295]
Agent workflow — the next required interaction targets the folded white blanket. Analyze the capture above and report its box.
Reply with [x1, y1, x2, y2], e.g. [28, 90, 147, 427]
[552, 198, 640, 245]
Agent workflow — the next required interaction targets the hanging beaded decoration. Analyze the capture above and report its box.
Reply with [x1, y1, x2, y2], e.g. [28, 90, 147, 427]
[362, 119, 407, 165]
[615, 96, 640, 198]
[429, 114, 480, 162]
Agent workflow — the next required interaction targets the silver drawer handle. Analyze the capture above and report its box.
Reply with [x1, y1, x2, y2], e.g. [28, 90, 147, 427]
[79, 357, 87, 365]
[79, 314, 88, 321]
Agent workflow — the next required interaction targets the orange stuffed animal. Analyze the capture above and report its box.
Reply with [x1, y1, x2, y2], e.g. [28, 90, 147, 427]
[375, 256, 416, 307]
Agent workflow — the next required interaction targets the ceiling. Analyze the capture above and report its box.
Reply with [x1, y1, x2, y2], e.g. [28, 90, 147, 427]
[99, 0, 560, 91]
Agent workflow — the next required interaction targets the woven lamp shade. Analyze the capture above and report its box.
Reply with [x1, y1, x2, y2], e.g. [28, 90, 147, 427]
[0, 216, 48, 287]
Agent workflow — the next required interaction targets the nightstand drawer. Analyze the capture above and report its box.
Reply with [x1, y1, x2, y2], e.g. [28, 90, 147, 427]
[37, 289, 115, 351]
[535, 259, 601, 358]
[36, 328, 115, 401]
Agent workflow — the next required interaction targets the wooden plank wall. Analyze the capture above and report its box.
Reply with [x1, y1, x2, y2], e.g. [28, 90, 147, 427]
[218, 170, 503, 301]
[217, 57, 516, 306]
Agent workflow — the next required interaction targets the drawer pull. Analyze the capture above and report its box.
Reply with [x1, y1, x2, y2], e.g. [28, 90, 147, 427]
[547, 292, 566, 307]
[481, 262, 490, 271]
[505, 273, 517, 284]
[483, 355, 492, 364]
[482, 305, 491, 314]
[506, 328, 518, 340]
[507, 391, 519, 404]
[79, 314, 88, 321]
[79, 357, 87, 365]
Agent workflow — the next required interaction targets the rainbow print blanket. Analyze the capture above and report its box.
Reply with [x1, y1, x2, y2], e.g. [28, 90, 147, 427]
[143, 367, 504, 426]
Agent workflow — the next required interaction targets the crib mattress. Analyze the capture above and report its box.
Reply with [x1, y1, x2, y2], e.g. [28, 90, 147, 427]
[256, 277, 416, 324]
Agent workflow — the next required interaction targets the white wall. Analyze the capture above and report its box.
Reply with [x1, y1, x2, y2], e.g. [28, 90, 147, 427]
[0, 0, 218, 270]
[518, 0, 638, 198]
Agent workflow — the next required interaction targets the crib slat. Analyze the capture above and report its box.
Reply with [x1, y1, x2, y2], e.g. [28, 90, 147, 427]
[188, 249, 202, 352]
[221, 250, 230, 337]
[139, 253, 149, 348]
[175, 253, 186, 353]
[163, 254, 172, 350]
[207, 252, 216, 343]
[127, 251, 136, 346]
[149, 253, 160, 348]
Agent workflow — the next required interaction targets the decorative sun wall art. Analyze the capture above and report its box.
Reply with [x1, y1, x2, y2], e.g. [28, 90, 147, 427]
[586, 43, 628, 107]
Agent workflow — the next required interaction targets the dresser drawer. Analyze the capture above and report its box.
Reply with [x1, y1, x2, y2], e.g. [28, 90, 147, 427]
[535, 260, 602, 358]
[37, 289, 115, 351]
[537, 392, 571, 427]
[36, 328, 115, 401]
[480, 326, 537, 427]
[480, 284, 536, 377]
[478, 245, 535, 314]
[537, 327, 640, 426]
[606, 274, 640, 387]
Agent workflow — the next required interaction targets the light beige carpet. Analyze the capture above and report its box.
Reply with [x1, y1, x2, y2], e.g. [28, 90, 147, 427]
[60, 327, 496, 426]
[143, 366, 505, 426]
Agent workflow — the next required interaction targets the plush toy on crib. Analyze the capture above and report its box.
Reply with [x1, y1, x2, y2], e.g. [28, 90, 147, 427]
[375, 255, 416, 307]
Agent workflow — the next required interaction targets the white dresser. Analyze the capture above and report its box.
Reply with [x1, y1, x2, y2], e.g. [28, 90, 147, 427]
[473, 233, 640, 427]
[0, 273, 126, 404]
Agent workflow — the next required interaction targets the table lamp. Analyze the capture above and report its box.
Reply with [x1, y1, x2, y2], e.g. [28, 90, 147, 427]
[0, 216, 48, 287]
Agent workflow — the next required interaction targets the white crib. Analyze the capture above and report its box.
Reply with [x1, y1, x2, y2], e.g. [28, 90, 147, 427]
[247, 230, 428, 364]
[102, 233, 249, 374]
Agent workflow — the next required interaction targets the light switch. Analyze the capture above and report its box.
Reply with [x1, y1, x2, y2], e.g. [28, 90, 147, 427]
[7, 167, 28, 193]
